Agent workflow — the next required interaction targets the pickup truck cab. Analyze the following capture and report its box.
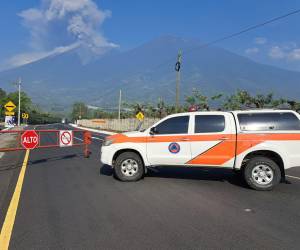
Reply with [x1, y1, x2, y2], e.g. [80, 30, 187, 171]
[101, 110, 300, 190]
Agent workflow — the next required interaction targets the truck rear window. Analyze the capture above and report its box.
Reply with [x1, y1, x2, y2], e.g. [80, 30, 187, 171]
[238, 112, 300, 131]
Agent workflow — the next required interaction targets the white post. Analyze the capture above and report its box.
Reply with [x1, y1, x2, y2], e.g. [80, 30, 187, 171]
[18, 78, 21, 127]
[118, 89, 122, 121]
[118, 89, 122, 131]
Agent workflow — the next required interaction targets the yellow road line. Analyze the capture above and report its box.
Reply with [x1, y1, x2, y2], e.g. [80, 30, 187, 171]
[0, 149, 30, 250]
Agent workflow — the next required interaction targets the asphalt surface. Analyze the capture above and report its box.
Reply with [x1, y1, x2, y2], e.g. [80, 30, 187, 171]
[1, 123, 300, 250]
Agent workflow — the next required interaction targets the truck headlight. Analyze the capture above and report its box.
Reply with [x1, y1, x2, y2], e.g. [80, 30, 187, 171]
[103, 139, 114, 146]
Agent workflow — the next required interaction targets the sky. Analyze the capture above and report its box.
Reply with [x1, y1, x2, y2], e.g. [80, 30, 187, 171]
[1, 0, 300, 71]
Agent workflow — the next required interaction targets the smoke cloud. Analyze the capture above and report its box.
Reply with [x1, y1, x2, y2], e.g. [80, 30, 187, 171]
[6, 0, 117, 69]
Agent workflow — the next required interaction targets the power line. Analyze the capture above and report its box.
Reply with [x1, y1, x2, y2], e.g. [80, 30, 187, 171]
[186, 8, 300, 54]
[154, 8, 300, 70]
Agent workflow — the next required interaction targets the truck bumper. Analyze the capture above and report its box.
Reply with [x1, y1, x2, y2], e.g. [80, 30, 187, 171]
[100, 145, 115, 166]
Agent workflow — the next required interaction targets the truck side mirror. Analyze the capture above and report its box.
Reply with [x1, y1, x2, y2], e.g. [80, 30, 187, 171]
[150, 127, 158, 135]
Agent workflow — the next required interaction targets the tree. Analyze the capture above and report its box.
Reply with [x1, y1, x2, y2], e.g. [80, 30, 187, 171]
[0, 88, 6, 100]
[157, 98, 167, 118]
[165, 104, 177, 115]
[6, 91, 32, 114]
[0, 88, 61, 124]
[251, 93, 275, 108]
[185, 89, 223, 111]
[29, 108, 61, 124]
[123, 102, 144, 116]
[286, 100, 300, 112]
[222, 90, 292, 110]
[0, 88, 7, 120]
[71, 102, 88, 121]
[0, 90, 32, 122]
[223, 90, 253, 110]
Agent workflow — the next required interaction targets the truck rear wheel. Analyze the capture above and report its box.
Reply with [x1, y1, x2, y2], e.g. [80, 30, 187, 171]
[114, 152, 144, 181]
[243, 156, 281, 191]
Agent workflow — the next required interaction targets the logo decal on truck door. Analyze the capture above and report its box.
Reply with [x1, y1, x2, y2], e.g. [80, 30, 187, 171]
[168, 142, 180, 154]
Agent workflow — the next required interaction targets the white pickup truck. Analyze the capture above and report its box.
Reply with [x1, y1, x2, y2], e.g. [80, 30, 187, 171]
[101, 110, 300, 190]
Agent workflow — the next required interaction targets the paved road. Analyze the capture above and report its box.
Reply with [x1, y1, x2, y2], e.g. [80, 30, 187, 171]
[1, 123, 300, 250]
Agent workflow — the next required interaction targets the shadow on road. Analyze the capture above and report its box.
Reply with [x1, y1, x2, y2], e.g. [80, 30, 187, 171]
[29, 154, 79, 165]
[0, 163, 22, 172]
[146, 166, 249, 188]
[100, 164, 249, 189]
[100, 164, 114, 176]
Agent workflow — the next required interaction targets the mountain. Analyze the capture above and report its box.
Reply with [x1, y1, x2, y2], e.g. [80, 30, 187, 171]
[1, 35, 300, 111]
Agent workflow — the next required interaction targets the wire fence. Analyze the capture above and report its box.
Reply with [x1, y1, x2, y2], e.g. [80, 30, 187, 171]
[77, 118, 160, 132]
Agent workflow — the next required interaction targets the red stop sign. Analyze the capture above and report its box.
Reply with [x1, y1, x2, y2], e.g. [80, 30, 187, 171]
[21, 130, 39, 149]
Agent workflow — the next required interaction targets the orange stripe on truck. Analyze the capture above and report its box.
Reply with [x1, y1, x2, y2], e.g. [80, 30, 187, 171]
[107, 132, 300, 165]
[186, 137, 263, 165]
[187, 140, 237, 165]
[108, 134, 235, 144]
[108, 133, 300, 144]
[185, 133, 300, 166]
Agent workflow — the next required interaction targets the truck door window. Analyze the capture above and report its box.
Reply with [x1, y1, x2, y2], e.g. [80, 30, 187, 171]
[238, 112, 300, 131]
[155, 116, 189, 134]
[195, 115, 225, 133]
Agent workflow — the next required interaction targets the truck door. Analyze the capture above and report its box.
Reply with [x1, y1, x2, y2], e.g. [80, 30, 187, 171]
[146, 115, 192, 165]
[187, 113, 236, 168]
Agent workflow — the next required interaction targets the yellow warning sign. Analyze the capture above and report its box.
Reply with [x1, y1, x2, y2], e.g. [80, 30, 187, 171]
[5, 111, 15, 116]
[4, 101, 16, 112]
[136, 112, 144, 121]
[22, 113, 29, 119]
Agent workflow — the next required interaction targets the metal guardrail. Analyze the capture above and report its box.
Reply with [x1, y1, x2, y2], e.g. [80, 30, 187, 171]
[0, 129, 92, 157]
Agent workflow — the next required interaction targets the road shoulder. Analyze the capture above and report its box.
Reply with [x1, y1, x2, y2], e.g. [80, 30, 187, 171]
[0, 151, 26, 233]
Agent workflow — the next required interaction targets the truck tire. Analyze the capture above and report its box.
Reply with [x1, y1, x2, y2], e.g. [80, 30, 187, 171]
[114, 152, 144, 182]
[243, 156, 281, 191]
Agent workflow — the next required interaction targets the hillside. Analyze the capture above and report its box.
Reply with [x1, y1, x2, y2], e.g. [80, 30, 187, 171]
[1, 36, 300, 111]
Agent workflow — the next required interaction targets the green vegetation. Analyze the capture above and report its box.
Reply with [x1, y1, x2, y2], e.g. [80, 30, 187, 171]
[0, 88, 61, 124]
[71, 89, 300, 120]
[70, 102, 119, 120]
[2, 87, 299, 124]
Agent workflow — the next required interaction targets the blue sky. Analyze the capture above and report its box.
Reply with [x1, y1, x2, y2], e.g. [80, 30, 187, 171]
[1, 0, 300, 71]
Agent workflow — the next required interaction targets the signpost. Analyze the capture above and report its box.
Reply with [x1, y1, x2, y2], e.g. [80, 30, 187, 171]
[4, 101, 17, 127]
[21, 130, 39, 150]
[59, 130, 73, 147]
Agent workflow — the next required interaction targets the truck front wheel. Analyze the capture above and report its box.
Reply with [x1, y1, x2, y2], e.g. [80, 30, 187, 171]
[114, 152, 144, 181]
[243, 156, 281, 191]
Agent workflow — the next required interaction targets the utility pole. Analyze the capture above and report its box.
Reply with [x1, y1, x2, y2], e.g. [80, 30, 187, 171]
[175, 50, 182, 111]
[118, 89, 122, 121]
[79, 104, 82, 119]
[17, 78, 21, 127]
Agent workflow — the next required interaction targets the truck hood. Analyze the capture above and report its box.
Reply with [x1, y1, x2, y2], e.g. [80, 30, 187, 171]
[122, 131, 147, 137]
[106, 130, 148, 144]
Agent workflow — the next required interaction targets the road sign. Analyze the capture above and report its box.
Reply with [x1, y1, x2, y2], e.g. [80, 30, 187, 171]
[5, 116, 14, 128]
[21, 130, 39, 149]
[5, 111, 15, 116]
[22, 113, 29, 119]
[136, 112, 144, 121]
[4, 101, 16, 112]
[59, 130, 73, 147]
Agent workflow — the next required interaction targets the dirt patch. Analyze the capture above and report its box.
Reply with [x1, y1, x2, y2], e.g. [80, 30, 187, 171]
[0, 132, 20, 150]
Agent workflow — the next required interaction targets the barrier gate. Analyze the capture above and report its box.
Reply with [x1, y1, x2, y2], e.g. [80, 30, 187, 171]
[0, 129, 92, 158]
